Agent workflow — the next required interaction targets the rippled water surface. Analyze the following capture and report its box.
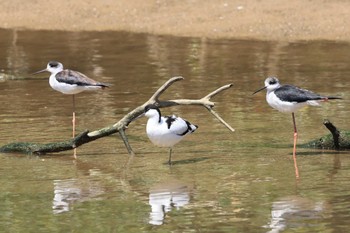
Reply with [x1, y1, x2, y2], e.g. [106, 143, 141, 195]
[0, 29, 349, 232]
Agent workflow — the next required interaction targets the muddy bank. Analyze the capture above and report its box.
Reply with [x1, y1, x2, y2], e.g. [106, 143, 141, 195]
[0, 0, 349, 41]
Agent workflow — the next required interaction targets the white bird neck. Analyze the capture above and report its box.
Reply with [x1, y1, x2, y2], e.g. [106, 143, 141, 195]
[145, 109, 162, 123]
[147, 115, 162, 125]
[51, 68, 63, 76]
[266, 83, 281, 94]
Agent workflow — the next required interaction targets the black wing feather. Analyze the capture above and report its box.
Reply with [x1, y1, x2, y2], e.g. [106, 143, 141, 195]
[165, 116, 177, 129]
[177, 121, 193, 136]
[275, 85, 324, 103]
[56, 69, 109, 87]
[165, 115, 197, 136]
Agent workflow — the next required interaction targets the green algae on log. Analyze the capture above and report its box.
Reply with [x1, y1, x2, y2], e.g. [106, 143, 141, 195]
[0, 131, 91, 155]
[302, 120, 350, 150]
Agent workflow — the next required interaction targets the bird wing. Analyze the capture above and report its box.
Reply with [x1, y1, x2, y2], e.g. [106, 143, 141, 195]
[165, 116, 193, 136]
[56, 69, 109, 87]
[275, 85, 324, 103]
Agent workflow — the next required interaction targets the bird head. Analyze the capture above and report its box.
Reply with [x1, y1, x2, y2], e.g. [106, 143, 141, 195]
[253, 76, 281, 94]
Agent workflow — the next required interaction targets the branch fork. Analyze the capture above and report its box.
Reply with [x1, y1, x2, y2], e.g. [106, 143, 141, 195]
[0, 76, 234, 155]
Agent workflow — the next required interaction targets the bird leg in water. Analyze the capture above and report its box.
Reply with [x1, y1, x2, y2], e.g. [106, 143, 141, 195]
[168, 148, 173, 165]
[292, 112, 300, 178]
[73, 95, 77, 158]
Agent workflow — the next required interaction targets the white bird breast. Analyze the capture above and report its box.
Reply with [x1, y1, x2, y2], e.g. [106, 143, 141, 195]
[266, 91, 318, 113]
[146, 117, 187, 148]
[49, 75, 101, 95]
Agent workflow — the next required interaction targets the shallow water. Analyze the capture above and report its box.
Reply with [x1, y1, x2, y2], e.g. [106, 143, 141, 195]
[0, 28, 349, 232]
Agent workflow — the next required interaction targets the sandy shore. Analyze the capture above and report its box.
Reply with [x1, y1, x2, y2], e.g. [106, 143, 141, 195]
[0, 0, 350, 41]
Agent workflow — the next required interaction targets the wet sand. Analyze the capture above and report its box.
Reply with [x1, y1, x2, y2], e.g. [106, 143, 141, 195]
[0, 0, 349, 41]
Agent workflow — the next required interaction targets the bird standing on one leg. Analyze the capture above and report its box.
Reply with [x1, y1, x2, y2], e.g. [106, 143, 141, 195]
[144, 104, 198, 165]
[253, 76, 341, 178]
[32, 61, 109, 158]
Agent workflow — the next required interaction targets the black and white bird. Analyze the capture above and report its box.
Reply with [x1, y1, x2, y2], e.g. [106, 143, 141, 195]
[32, 61, 109, 157]
[144, 104, 198, 165]
[253, 76, 341, 178]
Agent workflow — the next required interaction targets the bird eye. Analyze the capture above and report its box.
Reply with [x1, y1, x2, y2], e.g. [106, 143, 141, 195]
[269, 79, 277, 85]
[49, 62, 58, 68]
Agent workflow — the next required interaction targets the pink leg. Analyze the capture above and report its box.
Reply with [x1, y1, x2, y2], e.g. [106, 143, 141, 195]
[292, 113, 300, 178]
[73, 95, 77, 159]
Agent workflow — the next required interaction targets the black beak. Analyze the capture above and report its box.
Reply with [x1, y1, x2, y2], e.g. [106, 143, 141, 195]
[31, 69, 47, 75]
[252, 86, 267, 95]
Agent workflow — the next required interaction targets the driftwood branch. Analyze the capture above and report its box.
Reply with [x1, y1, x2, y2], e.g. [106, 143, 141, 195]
[0, 76, 234, 155]
[323, 119, 340, 150]
[302, 119, 350, 150]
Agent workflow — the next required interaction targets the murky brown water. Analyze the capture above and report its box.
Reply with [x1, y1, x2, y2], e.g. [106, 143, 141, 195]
[0, 28, 349, 232]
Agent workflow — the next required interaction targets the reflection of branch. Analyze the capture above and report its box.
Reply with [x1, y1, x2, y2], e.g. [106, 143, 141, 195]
[0, 77, 234, 155]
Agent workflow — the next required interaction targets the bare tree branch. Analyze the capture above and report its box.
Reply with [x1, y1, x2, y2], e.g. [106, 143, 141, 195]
[148, 76, 184, 102]
[0, 77, 234, 155]
[323, 119, 340, 149]
[119, 128, 135, 155]
[206, 106, 235, 132]
[204, 83, 233, 100]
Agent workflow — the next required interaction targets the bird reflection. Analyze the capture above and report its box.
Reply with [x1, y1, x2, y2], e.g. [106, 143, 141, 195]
[52, 169, 105, 214]
[52, 178, 82, 214]
[265, 196, 324, 233]
[149, 182, 190, 225]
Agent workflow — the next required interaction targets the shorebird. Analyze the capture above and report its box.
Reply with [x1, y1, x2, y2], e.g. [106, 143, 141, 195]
[32, 61, 109, 157]
[253, 76, 341, 178]
[144, 104, 198, 165]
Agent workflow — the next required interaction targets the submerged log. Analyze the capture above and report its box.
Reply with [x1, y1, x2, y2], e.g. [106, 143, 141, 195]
[0, 76, 234, 155]
[302, 120, 350, 150]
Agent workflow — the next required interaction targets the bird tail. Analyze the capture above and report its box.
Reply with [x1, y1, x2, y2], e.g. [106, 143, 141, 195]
[98, 83, 111, 89]
[190, 124, 199, 132]
[321, 96, 342, 102]
[326, 96, 342, 100]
